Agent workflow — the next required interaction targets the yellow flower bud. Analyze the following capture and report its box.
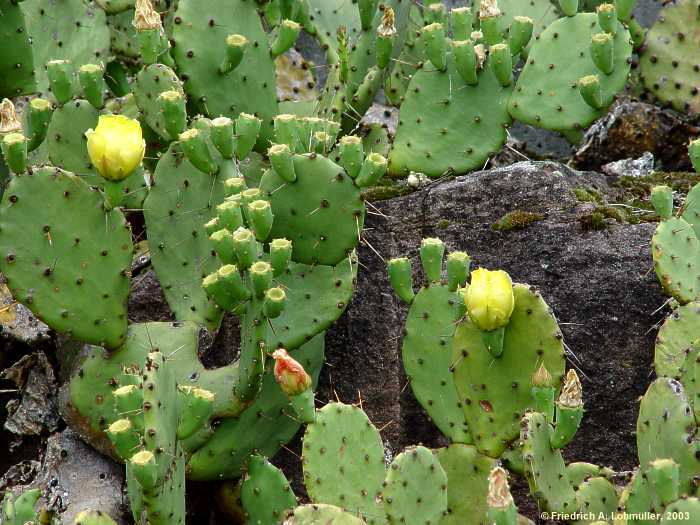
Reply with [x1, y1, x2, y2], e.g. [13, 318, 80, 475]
[85, 115, 145, 182]
[465, 268, 515, 331]
[272, 349, 312, 397]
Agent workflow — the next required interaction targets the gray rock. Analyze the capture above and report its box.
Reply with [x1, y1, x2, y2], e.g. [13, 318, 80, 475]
[3, 429, 128, 524]
[574, 99, 700, 171]
[322, 160, 663, 473]
[0, 279, 50, 346]
[2, 352, 60, 438]
[601, 152, 655, 178]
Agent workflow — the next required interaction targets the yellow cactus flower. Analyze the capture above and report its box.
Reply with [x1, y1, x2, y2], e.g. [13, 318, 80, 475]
[86, 115, 145, 182]
[466, 268, 515, 331]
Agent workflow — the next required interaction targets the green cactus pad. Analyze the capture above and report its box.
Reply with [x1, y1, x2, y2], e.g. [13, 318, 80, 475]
[521, 411, 578, 514]
[499, 0, 560, 54]
[640, 0, 700, 114]
[21, 0, 111, 93]
[655, 301, 700, 378]
[363, 123, 391, 157]
[452, 284, 566, 457]
[268, 259, 356, 350]
[636, 378, 700, 497]
[575, 477, 618, 525]
[651, 217, 700, 304]
[0, 167, 131, 348]
[383, 446, 448, 525]
[0, 0, 36, 97]
[241, 455, 297, 525]
[403, 284, 471, 443]
[260, 153, 364, 266]
[171, 0, 278, 148]
[302, 402, 386, 524]
[285, 504, 367, 525]
[435, 444, 496, 525]
[508, 13, 632, 133]
[136, 351, 186, 525]
[108, 10, 139, 59]
[566, 462, 615, 488]
[46, 99, 100, 176]
[383, 5, 423, 107]
[186, 334, 324, 480]
[73, 509, 119, 525]
[389, 54, 513, 177]
[660, 497, 700, 524]
[621, 468, 660, 525]
[681, 182, 700, 238]
[144, 142, 237, 330]
[65, 322, 247, 457]
[1, 488, 41, 525]
[133, 64, 186, 142]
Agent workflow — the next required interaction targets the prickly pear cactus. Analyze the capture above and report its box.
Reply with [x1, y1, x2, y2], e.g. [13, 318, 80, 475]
[0, 0, 36, 97]
[285, 504, 367, 525]
[0, 167, 132, 348]
[435, 444, 497, 525]
[241, 455, 297, 525]
[508, 11, 632, 136]
[651, 185, 700, 304]
[636, 378, 700, 497]
[382, 446, 448, 525]
[521, 411, 578, 514]
[21, 0, 111, 93]
[1, 488, 42, 525]
[170, 0, 279, 148]
[452, 284, 566, 457]
[640, 0, 700, 114]
[387, 242, 471, 443]
[302, 403, 386, 523]
[73, 510, 118, 525]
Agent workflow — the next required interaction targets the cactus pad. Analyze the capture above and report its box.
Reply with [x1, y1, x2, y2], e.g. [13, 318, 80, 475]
[171, 0, 278, 148]
[285, 504, 367, 525]
[435, 444, 496, 525]
[655, 301, 700, 378]
[383, 446, 448, 525]
[521, 411, 578, 514]
[302, 402, 386, 524]
[452, 284, 566, 457]
[0, 167, 131, 348]
[144, 142, 236, 330]
[640, 0, 700, 114]
[46, 99, 100, 175]
[403, 284, 471, 443]
[651, 217, 700, 304]
[186, 334, 324, 480]
[509, 13, 632, 133]
[21, 0, 110, 93]
[133, 64, 186, 142]
[661, 497, 700, 524]
[636, 378, 700, 497]
[389, 54, 513, 177]
[575, 477, 618, 524]
[260, 154, 364, 266]
[681, 182, 700, 238]
[73, 510, 119, 525]
[0, 0, 36, 97]
[241, 455, 297, 525]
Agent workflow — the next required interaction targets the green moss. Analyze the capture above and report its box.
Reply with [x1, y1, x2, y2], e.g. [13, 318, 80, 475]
[573, 186, 603, 203]
[361, 183, 413, 201]
[492, 210, 545, 231]
[579, 205, 628, 231]
[436, 219, 450, 230]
